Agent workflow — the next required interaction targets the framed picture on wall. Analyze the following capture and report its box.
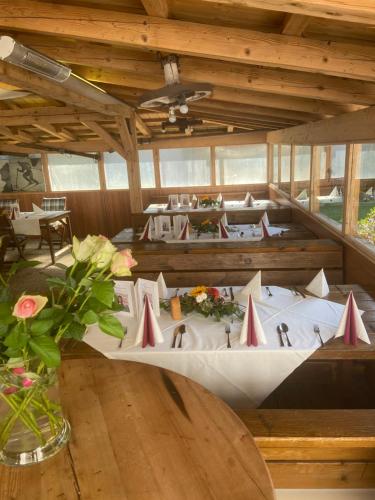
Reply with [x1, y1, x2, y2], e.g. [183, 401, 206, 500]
[0, 155, 45, 193]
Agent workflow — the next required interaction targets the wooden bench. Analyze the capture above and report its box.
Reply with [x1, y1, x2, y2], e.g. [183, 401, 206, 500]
[236, 409, 375, 489]
[113, 234, 343, 286]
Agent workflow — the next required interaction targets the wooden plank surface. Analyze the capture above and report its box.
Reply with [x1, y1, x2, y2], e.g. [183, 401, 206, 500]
[0, 359, 275, 500]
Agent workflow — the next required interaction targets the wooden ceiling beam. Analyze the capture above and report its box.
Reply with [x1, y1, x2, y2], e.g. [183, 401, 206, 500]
[200, 1, 375, 26]
[1, 1, 375, 81]
[0, 125, 34, 143]
[0, 112, 113, 127]
[135, 113, 153, 138]
[18, 35, 371, 109]
[140, 0, 169, 18]
[267, 105, 375, 145]
[81, 121, 127, 157]
[281, 14, 310, 36]
[0, 140, 109, 154]
[32, 122, 75, 141]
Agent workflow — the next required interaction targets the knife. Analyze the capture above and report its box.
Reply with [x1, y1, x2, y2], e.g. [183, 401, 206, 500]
[229, 287, 234, 301]
[171, 325, 180, 348]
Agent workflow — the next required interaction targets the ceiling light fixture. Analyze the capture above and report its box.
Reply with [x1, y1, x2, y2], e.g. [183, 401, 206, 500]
[0, 36, 71, 82]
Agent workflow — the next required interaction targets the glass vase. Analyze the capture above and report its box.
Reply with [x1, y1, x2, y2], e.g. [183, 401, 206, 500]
[0, 359, 70, 466]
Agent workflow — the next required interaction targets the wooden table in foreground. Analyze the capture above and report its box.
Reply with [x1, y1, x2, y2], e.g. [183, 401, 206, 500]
[0, 359, 274, 500]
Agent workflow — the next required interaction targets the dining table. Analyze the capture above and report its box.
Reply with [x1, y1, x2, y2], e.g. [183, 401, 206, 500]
[11, 210, 72, 263]
[84, 285, 350, 409]
[144, 199, 278, 214]
[0, 358, 275, 500]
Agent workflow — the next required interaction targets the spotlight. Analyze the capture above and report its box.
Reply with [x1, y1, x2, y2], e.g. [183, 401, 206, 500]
[179, 103, 189, 114]
[168, 107, 177, 123]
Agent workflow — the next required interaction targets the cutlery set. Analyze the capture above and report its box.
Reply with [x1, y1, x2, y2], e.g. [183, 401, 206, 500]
[171, 324, 186, 348]
[276, 323, 292, 347]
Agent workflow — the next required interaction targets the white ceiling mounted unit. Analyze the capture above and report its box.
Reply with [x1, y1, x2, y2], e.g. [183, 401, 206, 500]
[0, 36, 71, 82]
[138, 55, 212, 123]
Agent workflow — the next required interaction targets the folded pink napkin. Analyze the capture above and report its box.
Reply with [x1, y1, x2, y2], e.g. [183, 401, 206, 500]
[246, 295, 258, 346]
[166, 199, 172, 210]
[10, 207, 16, 220]
[239, 295, 267, 346]
[192, 199, 199, 209]
[139, 217, 152, 241]
[260, 220, 270, 238]
[335, 291, 371, 346]
[218, 220, 229, 239]
[142, 295, 155, 348]
[178, 220, 189, 240]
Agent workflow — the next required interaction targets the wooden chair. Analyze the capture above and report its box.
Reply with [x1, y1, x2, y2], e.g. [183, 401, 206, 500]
[38, 197, 68, 249]
[0, 211, 26, 260]
[0, 234, 10, 270]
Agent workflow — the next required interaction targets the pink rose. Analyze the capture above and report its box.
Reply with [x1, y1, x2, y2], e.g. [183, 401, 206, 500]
[22, 378, 33, 388]
[111, 249, 138, 277]
[13, 295, 48, 319]
[12, 367, 25, 375]
[3, 386, 18, 395]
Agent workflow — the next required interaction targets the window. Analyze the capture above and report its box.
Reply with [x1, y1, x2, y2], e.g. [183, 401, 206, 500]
[138, 149, 155, 188]
[354, 144, 375, 247]
[294, 146, 311, 207]
[273, 145, 278, 185]
[48, 154, 100, 191]
[159, 147, 211, 187]
[215, 144, 267, 185]
[104, 152, 128, 189]
[280, 145, 291, 194]
[316, 145, 345, 228]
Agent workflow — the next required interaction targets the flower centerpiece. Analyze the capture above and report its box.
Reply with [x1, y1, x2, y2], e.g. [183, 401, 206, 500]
[161, 285, 244, 322]
[199, 196, 219, 208]
[192, 218, 219, 235]
[0, 235, 137, 466]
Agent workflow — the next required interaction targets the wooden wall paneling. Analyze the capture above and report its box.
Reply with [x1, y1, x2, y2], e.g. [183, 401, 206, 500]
[343, 144, 361, 236]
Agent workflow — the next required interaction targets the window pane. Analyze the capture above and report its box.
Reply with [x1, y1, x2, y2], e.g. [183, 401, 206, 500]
[159, 147, 211, 187]
[138, 149, 155, 188]
[49, 154, 100, 191]
[273, 145, 278, 184]
[104, 152, 128, 189]
[316, 145, 345, 228]
[280, 145, 291, 194]
[215, 144, 267, 185]
[294, 145, 311, 207]
[355, 144, 375, 247]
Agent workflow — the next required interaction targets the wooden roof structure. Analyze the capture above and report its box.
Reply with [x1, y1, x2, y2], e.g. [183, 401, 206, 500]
[0, 0, 375, 154]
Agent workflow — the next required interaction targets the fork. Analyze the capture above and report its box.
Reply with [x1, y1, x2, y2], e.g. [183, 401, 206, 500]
[225, 324, 231, 348]
[314, 325, 324, 347]
[265, 286, 273, 297]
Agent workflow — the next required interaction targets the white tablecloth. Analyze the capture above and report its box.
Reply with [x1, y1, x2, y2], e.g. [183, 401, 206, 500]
[84, 286, 345, 408]
[144, 200, 277, 213]
[11, 212, 44, 236]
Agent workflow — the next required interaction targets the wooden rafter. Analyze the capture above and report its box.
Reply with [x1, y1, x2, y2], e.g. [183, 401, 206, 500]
[281, 14, 310, 36]
[1, 1, 375, 81]
[135, 113, 153, 138]
[140, 0, 169, 18]
[200, 0, 375, 26]
[81, 121, 126, 157]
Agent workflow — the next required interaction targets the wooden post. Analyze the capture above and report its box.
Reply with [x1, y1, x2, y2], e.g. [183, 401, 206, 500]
[343, 144, 361, 236]
[210, 146, 217, 186]
[267, 143, 273, 185]
[41, 152, 52, 192]
[310, 145, 320, 213]
[326, 145, 332, 180]
[98, 152, 107, 191]
[277, 145, 282, 185]
[290, 144, 296, 199]
[116, 113, 143, 213]
[152, 148, 161, 188]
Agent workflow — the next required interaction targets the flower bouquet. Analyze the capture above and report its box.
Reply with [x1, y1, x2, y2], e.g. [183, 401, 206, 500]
[192, 218, 219, 235]
[161, 285, 244, 322]
[199, 196, 219, 208]
[0, 235, 137, 466]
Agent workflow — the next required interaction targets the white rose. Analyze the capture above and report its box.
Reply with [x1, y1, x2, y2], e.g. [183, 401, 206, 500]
[72, 235, 99, 262]
[91, 239, 117, 269]
[196, 292, 207, 303]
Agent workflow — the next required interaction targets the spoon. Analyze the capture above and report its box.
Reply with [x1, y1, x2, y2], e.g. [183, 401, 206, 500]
[281, 323, 292, 347]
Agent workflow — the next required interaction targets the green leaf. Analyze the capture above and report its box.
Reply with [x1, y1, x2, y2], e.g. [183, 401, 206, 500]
[85, 297, 108, 313]
[38, 306, 65, 324]
[46, 277, 67, 288]
[81, 310, 98, 325]
[0, 302, 15, 325]
[4, 347, 23, 358]
[63, 321, 86, 341]
[4, 326, 29, 349]
[29, 336, 61, 368]
[0, 323, 9, 336]
[30, 319, 54, 336]
[0, 286, 11, 303]
[98, 314, 124, 339]
[79, 277, 92, 288]
[92, 281, 114, 308]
